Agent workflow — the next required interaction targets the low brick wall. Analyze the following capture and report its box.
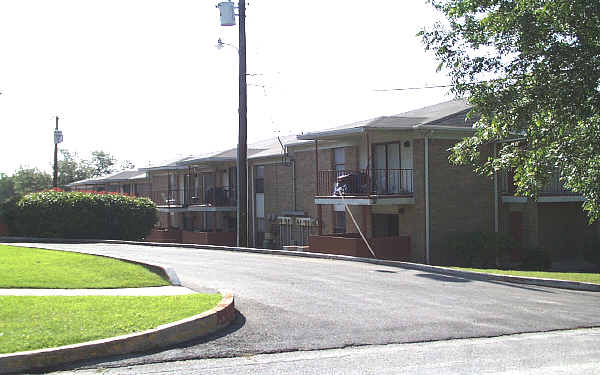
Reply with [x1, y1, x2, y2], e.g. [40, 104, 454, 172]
[0, 222, 8, 236]
[308, 234, 410, 261]
[144, 228, 182, 243]
[182, 231, 235, 247]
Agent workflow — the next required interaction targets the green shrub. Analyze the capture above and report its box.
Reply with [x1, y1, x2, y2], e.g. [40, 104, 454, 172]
[520, 248, 552, 271]
[446, 231, 515, 267]
[0, 195, 22, 235]
[13, 190, 157, 240]
[582, 237, 600, 266]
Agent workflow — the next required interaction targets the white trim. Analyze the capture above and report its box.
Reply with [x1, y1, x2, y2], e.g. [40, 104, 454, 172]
[187, 206, 237, 212]
[502, 196, 528, 204]
[501, 195, 584, 204]
[314, 196, 415, 206]
[538, 196, 585, 203]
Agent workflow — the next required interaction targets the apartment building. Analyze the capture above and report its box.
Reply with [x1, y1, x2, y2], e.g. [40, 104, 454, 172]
[66, 99, 598, 265]
[68, 169, 149, 196]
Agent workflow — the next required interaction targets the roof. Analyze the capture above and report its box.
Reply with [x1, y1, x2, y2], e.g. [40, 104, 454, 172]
[67, 169, 147, 187]
[297, 99, 474, 140]
[181, 134, 310, 165]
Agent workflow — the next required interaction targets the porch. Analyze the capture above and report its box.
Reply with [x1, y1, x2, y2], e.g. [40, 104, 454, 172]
[315, 169, 414, 205]
[500, 170, 583, 203]
[148, 187, 237, 209]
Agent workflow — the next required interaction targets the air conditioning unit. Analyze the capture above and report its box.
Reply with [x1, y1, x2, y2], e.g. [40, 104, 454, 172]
[296, 217, 313, 226]
[277, 216, 293, 225]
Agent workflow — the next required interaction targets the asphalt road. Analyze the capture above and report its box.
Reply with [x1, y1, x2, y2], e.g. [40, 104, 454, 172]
[53, 328, 600, 375]
[8, 242, 600, 372]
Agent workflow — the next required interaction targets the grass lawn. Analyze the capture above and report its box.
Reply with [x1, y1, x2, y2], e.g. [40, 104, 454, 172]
[0, 245, 169, 288]
[451, 267, 600, 284]
[0, 294, 222, 353]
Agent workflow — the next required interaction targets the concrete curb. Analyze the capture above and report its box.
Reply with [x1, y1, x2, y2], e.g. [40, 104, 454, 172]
[2, 236, 599, 292]
[0, 292, 235, 375]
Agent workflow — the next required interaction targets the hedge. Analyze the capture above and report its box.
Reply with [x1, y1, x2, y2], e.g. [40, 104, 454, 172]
[6, 190, 157, 240]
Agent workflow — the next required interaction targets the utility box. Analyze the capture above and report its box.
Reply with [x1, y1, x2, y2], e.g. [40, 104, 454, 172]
[217, 2, 236, 26]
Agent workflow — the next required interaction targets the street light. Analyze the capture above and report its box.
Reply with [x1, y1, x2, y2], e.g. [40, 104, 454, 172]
[217, 1, 248, 248]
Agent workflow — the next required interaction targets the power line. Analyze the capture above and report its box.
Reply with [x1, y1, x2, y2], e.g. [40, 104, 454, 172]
[373, 84, 452, 92]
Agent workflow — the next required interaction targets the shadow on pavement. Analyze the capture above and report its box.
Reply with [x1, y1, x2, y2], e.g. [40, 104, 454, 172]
[484, 279, 555, 294]
[415, 273, 471, 283]
[40, 310, 247, 374]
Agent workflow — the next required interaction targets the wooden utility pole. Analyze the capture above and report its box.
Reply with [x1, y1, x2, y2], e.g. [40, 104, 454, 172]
[237, 0, 248, 247]
[53, 116, 59, 188]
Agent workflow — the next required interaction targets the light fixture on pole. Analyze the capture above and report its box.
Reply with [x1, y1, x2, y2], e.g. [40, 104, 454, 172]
[53, 116, 63, 188]
[217, 1, 248, 248]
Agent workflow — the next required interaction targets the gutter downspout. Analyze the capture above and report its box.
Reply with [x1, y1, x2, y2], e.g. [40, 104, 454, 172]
[493, 143, 499, 233]
[251, 165, 255, 248]
[425, 134, 430, 265]
[292, 158, 297, 211]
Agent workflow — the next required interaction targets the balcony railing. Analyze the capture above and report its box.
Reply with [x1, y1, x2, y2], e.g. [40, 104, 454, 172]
[500, 170, 577, 195]
[317, 169, 413, 196]
[148, 187, 237, 207]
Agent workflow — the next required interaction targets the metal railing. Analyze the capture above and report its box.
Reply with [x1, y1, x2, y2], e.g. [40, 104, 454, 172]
[148, 187, 237, 207]
[500, 170, 577, 195]
[317, 169, 413, 196]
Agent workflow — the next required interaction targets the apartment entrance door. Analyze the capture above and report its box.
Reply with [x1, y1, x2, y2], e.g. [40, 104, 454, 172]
[372, 214, 399, 238]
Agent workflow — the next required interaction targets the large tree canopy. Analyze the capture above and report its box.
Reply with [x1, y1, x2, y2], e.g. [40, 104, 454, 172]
[420, 0, 600, 221]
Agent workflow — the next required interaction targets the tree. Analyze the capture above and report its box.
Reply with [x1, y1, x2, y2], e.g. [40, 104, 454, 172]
[420, 0, 600, 222]
[11, 167, 52, 196]
[87, 150, 117, 177]
[0, 173, 15, 202]
[57, 150, 94, 186]
[119, 160, 136, 170]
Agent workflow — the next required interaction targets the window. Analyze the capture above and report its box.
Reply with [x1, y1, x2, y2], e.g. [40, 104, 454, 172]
[334, 147, 345, 174]
[372, 142, 413, 194]
[255, 165, 265, 193]
[334, 211, 346, 234]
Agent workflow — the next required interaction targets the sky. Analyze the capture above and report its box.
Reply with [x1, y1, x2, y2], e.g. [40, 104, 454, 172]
[0, 0, 452, 174]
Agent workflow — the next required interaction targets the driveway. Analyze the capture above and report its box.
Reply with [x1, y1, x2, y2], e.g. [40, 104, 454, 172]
[7, 242, 600, 371]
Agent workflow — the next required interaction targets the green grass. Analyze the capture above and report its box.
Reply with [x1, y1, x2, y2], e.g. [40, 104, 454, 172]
[451, 267, 600, 284]
[0, 294, 222, 353]
[0, 245, 169, 288]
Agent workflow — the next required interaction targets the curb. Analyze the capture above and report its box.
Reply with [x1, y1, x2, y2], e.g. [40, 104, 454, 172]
[2, 236, 599, 292]
[0, 292, 235, 375]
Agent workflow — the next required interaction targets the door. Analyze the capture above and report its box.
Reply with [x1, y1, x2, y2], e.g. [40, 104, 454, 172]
[372, 214, 399, 238]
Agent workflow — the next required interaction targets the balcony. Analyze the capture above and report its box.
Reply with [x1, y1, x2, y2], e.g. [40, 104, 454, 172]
[500, 170, 583, 203]
[148, 187, 237, 210]
[316, 169, 414, 205]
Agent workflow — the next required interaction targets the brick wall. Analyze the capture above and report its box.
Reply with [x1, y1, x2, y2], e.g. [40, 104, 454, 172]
[427, 139, 494, 265]
[293, 148, 334, 234]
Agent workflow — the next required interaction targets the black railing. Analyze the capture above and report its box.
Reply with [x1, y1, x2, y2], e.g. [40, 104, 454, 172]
[500, 170, 577, 195]
[149, 187, 237, 207]
[317, 169, 413, 196]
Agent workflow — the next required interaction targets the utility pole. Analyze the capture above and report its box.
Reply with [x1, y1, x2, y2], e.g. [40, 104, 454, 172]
[217, 1, 248, 247]
[237, 0, 248, 248]
[53, 116, 59, 188]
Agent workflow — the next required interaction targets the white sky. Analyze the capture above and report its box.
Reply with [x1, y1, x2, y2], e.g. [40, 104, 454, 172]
[0, 0, 452, 174]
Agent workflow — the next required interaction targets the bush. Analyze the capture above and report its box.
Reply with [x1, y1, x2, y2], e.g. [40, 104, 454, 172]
[12, 190, 157, 240]
[582, 237, 600, 266]
[0, 195, 22, 235]
[446, 231, 515, 268]
[520, 248, 552, 271]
